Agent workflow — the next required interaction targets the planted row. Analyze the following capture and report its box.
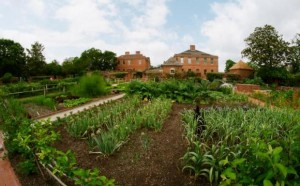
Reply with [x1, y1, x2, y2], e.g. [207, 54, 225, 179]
[63, 96, 141, 138]
[89, 98, 173, 154]
[181, 107, 300, 185]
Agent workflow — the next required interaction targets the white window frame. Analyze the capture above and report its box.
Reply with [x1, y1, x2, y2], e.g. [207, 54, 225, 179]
[188, 58, 192, 64]
[180, 57, 184, 64]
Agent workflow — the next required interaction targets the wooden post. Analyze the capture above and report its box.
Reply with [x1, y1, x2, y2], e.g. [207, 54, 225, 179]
[44, 87, 46, 96]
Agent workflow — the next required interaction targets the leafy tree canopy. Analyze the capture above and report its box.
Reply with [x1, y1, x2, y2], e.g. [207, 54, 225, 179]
[288, 33, 300, 73]
[26, 41, 47, 76]
[0, 38, 26, 77]
[79, 48, 117, 71]
[242, 25, 290, 69]
[224, 59, 236, 72]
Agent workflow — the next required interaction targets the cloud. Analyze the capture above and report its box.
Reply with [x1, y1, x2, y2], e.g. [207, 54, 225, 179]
[201, 0, 300, 72]
[27, 0, 46, 16]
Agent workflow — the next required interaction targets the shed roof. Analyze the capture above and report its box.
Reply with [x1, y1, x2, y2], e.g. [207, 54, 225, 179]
[229, 60, 253, 70]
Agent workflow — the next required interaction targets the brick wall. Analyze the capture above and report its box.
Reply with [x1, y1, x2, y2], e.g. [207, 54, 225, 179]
[235, 84, 261, 93]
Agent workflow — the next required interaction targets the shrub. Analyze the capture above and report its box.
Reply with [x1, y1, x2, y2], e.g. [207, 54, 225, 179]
[114, 72, 127, 79]
[2, 72, 13, 84]
[72, 74, 107, 98]
[206, 72, 224, 82]
[243, 77, 264, 85]
[208, 79, 222, 90]
[226, 73, 240, 82]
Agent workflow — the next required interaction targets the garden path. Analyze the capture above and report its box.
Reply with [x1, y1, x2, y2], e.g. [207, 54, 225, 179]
[37, 93, 125, 122]
[0, 93, 125, 186]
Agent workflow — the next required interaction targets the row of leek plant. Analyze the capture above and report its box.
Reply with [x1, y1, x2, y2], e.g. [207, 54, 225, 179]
[61, 96, 141, 138]
[181, 107, 300, 186]
[89, 98, 173, 155]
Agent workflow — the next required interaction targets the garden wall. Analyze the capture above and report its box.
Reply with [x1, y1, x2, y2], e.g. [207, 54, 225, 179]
[235, 84, 261, 93]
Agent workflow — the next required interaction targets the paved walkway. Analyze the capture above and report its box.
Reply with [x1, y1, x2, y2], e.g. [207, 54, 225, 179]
[38, 93, 125, 122]
[0, 133, 21, 186]
[0, 93, 125, 186]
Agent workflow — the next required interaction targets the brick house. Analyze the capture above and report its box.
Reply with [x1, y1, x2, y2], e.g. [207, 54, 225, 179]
[117, 51, 151, 72]
[161, 45, 218, 78]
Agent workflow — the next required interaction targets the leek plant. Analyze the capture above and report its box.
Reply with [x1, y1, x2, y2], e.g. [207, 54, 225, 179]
[182, 107, 300, 185]
[89, 98, 173, 155]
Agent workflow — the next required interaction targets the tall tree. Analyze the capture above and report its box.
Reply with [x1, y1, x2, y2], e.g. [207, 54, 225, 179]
[242, 25, 290, 83]
[45, 60, 62, 77]
[288, 33, 300, 73]
[0, 38, 26, 77]
[242, 25, 290, 68]
[79, 48, 117, 71]
[62, 57, 79, 77]
[224, 59, 236, 72]
[26, 41, 46, 76]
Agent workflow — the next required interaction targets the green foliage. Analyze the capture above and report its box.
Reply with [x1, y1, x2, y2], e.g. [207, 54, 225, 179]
[0, 38, 26, 77]
[225, 59, 236, 72]
[243, 76, 264, 85]
[226, 74, 240, 82]
[206, 73, 224, 82]
[63, 97, 91, 107]
[242, 25, 290, 69]
[72, 74, 107, 98]
[182, 107, 300, 185]
[114, 72, 127, 78]
[21, 95, 56, 110]
[79, 48, 117, 71]
[126, 79, 204, 103]
[2, 72, 13, 84]
[17, 159, 37, 175]
[208, 79, 222, 90]
[252, 89, 300, 108]
[26, 42, 47, 76]
[62, 96, 172, 155]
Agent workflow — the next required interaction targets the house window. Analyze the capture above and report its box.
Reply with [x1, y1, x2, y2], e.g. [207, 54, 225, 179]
[188, 58, 192, 64]
[188, 69, 192, 72]
[128, 60, 131, 65]
[138, 60, 142, 65]
[180, 57, 184, 64]
[170, 68, 175, 74]
[196, 69, 199, 72]
[204, 69, 207, 74]
[182, 69, 184, 72]
[211, 58, 214, 64]
[204, 58, 207, 64]
[211, 70, 214, 72]
[123, 61, 125, 65]
[196, 58, 200, 64]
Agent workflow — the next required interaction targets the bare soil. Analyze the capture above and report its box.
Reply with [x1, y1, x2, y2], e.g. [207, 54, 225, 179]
[11, 103, 209, 186]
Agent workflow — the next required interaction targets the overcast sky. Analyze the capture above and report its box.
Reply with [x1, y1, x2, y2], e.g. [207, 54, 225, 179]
[1, 0, 300, 71]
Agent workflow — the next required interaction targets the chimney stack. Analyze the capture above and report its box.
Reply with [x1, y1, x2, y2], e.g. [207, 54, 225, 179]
[125, 51, 130, 55]
[136, 51, 141, 55]
[190, 45, 195, 51]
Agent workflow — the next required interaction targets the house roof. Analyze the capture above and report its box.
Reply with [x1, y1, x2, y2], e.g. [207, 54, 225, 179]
[177, 49, 217, 57]
[229, 60, 253, 70]
[145, 68, 163, 74]
[161, 57, 183, 66]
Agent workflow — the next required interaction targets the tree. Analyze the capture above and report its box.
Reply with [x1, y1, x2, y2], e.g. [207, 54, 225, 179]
[242, 25, 290, 83]
[242, 25, 290, 68]
[79, 48, 117, 71]
[62, 57, 78, 77]
[26, 41, 47, 76]
[288, 33, 300, 73]
[45, 60, 62, 77]
[224, 59, 236, 72]
[0, 38, 26, 77]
